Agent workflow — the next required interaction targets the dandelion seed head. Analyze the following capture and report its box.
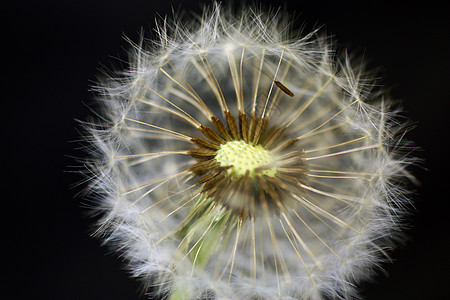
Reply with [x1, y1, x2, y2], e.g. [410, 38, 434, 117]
[82, 2, 415, 300]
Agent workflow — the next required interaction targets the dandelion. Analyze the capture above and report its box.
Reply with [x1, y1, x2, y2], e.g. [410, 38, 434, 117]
[83, 3, 415, 300]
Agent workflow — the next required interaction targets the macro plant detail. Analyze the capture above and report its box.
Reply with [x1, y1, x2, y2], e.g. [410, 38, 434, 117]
[83, 3, 414, 300]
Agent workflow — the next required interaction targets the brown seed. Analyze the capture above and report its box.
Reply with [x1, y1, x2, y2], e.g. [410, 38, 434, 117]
[187, 148, 217, 159]
[238, 111, 249, 143]
[200, 125, 225, 144]
[191, 137, 220, 150]
[211, 116, 232, 141]
[246, 61, 294, 97]
[225, 111, 240, 140]
[275, 81, 294, 97]
[189, 160, 220, 176]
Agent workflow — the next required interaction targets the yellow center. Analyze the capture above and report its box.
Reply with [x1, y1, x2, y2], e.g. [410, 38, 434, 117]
[215, 140, 276, 178]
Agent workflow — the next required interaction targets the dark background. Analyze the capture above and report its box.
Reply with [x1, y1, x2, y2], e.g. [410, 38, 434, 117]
[5, 1, 449, 299]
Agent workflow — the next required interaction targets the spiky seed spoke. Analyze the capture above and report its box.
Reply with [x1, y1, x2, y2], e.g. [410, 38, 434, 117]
[281, 212, 323, 270]
[130, 172, 191, 211]
[300, 203, 352, 246]
[279, 219, 313, 281]
[191, 238, 207, 276]
[300, 183, 364, 205]
[266, 58, 295, 118]
[191, 58, 226, 114]
[261, 47, 286, 120]
[175, 201, 219, 252]
[284, 75, 335, 128]
[305, 173, 373, 182]
[159, 192, 198, 223]
[270, 186, 325, 271]
[304, 144, 380, 161]
[225, 48, 243, 111]
[165, 59, 213, 118]
[123, 126, 193, 144]
[251, 49, 265, 115]
[250, 216, 257, 285]
[158, 65, 212, 118]
[306, 176, 365, 199]
[291, 208, 346, 263]
[133, 97, 199, 127]
[304, 135, 371, 153]
[175, 207, 226, 271]
[308, 168, 378, 176]
[238, 46, 246, 111]
[289, 100, 339, 134]
[293, 194, 361, 234]
[114, 150, 189, 160]
[140, 183, 198, 215]
[296, 121, 348, 144]
[123, 170, 189, 198]
[151, 191, 208, 248]
[124, 117, 192, 140]
[297, 99, 360, 140]
[202, 54, 229, 112]
[259, 191, 290, 295]
[214, 214, 239, 279]
[136, 77, 201, 127]
[167, 87, 210, 119]
[227, 217, 243, 283]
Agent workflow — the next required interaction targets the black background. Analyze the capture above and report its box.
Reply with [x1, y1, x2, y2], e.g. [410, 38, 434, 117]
[5, 1, 449, 299]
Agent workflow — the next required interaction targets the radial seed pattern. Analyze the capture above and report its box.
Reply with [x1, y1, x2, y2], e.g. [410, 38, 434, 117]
[86, 5, 413, 300]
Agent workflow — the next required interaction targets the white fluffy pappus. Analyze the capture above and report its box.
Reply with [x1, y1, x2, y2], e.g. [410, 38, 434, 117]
[82, 3, 416, 300]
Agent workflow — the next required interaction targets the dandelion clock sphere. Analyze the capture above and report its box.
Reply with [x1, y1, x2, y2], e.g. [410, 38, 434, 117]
[82, 3, 415, 299]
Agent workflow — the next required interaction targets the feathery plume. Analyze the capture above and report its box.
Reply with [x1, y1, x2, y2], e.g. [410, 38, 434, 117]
[82, 3, 415, 299]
